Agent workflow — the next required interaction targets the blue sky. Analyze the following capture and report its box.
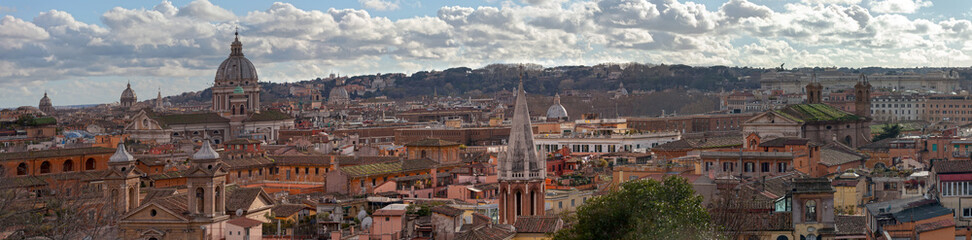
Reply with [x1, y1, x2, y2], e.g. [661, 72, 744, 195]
[1, 0, 972, 107]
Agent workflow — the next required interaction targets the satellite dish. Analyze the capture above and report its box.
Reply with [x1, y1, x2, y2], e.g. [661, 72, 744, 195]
[357, 209, 368, 221]
[236, 209, 244, 216]
[361, 216, 373, 229]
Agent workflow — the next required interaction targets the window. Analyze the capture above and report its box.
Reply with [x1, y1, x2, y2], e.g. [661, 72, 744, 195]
[964, 208, 972, 218]
[761, 163, 770, 172]
[316, 168, 320, 175]
[63, 160, 74, 172]
[39, 161, 51, 174]
[805, 200, 817, 222]
[558, 202, 562, 209]
[571, 199, 575, 206]
[777, 162, 787, 173]
[744, 162, 754, 172]
[722, 162, 734, 172]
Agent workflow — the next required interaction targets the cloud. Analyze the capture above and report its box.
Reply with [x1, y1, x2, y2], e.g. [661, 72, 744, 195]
[359, 0, 400, 11]
[0, 0, 968, 107]
[869, 0, 932, 14]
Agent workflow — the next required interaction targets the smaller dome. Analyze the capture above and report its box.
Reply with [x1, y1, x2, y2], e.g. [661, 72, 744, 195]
[110, 143, 136, 162]
[192, 140, 220, 160]
[39, 92, 52, 106]
[234, 86, 244, 94]
[546, 94, 568, 120]
[121, 83, 137, 100]
[328, 87, 350, 104]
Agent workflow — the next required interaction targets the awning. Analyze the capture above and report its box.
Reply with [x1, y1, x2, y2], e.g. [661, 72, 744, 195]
[467, 187, 483, 193]
[940, 173, 972, 181]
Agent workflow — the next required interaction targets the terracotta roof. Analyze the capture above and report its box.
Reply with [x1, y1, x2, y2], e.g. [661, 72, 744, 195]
[916, 219, 955, 233]
[653, 134, 742, 151]
[226, 187, 270, 212]
[455, 224, 515, 240]
[759, 137, 809, 147]
[225, 139, 263, 145]
[934, 160, 972, 174]
[373, 209, 407, 216]
[700, 151, 794, 160]
[339, 158, 438, 178]
[835, 215, 866, 235]
[792, 178, 835, 194]
[148, 171, 185, 180]
[0, 147, 115, 161]
[271, 155, 330, 166]
[245, 110, 293, 122]
[819, 142, 865, 167]
[227, 217, 264, 228]
[153, 112, 229, 126]
[151, 194, 191, 218]
[222, 156, 274, 169]
[772, 104, 864, 123]
[143, 188, 178, 203]
[431, 205, 463, 217]
[406, 138, 461, 147]
[273, 204, 309, 218]
[513, 216, 563, 233]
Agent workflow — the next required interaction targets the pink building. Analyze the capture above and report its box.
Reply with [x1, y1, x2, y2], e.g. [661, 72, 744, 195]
[371, 204, 408, 240]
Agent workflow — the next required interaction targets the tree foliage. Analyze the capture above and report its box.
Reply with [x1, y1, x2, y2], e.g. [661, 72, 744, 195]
[872, 124, 902, 142]
[553, 176, 712, 240]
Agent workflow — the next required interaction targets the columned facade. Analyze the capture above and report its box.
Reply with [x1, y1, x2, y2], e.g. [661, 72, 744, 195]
[212, 31, 260, 116]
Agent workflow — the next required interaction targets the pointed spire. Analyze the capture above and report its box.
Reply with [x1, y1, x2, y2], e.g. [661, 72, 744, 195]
[501, 65, 543, 180]
[109, 143, 136, 163]
[553, 93, 561, 105]
[192, 140, 220, 160]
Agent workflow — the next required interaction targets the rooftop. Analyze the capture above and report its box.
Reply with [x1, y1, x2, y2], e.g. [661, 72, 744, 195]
[0, 147, 115, 161]
[406, 138, 461, 147]
[773, 104, 863, 123]
[513, 216, 563, 233]
[339, 158, 439, 178]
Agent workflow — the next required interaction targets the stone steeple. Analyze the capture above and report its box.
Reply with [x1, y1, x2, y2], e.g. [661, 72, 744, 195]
[497, 68, 546, 225]
[500, 81, 544, 180]
[806, 72, 822, 104]
[854, 73, 872, 118]
[155, 88, 164, 110]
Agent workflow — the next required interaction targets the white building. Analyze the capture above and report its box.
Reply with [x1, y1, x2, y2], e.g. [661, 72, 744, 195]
[534, 131, 681, 153]
[871, 94, 925, 122]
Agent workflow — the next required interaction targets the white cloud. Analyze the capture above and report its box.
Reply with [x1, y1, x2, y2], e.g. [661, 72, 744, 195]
[0, 0, 968, 107]
[359, 0, 400, 11]
[870, 0, 932, 14]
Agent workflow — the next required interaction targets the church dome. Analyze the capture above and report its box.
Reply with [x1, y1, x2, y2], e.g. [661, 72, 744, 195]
[39, 92, 52, 107]
[121, 83, 136, 101]
[234, 86, 244, 94]
[546, 94, 568, 120]
[214, 32, 258, 85]
[328, 87, 350, 104]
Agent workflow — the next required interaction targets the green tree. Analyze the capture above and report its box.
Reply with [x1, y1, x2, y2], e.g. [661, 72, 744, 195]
[872, 124, 902, 142]
[553, 176, 712, 240]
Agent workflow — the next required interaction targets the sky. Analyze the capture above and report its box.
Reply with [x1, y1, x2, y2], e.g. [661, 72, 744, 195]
[2, 0, 972, 107]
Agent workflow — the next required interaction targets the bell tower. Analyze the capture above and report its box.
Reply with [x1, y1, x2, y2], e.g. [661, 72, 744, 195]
[806, 73, 822, 104]
[498, 69, 546, 224]
[104, 143, 143, 214]
[854, 74, 872, 118]
[185, 140, 228, 218]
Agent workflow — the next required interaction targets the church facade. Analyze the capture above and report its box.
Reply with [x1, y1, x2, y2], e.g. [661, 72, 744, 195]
[125, 33, 293, 144]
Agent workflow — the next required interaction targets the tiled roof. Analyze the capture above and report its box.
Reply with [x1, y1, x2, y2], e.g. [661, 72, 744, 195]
[226, 187, 269, 212]
[773, 104, 864, 123]
[148, 171, 186, 180]
[820, 144, 865, 166]
[916, 219, 955, 233]
[653, 134, 742, 151]
[759, 137, 809, 147]
[0, 147, 115, 161]
[0, 175, 48, 189]
[225, 139, 263, 145]
[143, 188, 178, 203]
[792, 178, 835, 194]
[373, 209, 407, 216]
[835, 215, 866, 235]
[865, 197, 953, 223]
[513, 216, 563, 233]
[222, 156, 274, 169]
[150, 194, 191, 218]
[339, 158, 438, 178]
[227, 217, 264, 228]
[271, 155, 330, 166]
[933, 160, 972, 174]
[455, 224, 515, 240]
[153, 112, 229, 126]
[273, 204, 309, 218]
[431, 205, 463, 217]
[245, 110, 293, 122]
[406, 138, 461, 147]
[700, 151, 794, 160]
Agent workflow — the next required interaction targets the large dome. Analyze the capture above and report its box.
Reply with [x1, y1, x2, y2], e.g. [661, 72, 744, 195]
[214, 33, 258, 84]
[546, 94, 568, 120]
[39, 92, 52, 107]
[121, 83, 136, 100]
[328, 87, 350, 104]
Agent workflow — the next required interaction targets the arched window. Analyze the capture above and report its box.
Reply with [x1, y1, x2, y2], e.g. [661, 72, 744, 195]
[128, 187, 136, 211]
[63, 160, 74, 172]
[196, 188, 205, 213]
[85, 158, 96, 170]
[844, 136, 852, 145]
[421, 150, 427, 159]
[776, 236, 789, 240]
[805, 200, 817, 222]
[215, 186, 223, 212]
[110, 189, 118, 205]
[39, 161, 51, 174]
[16, 163, 27, 175]
[240, 104, 246, 114]
[515, 191, 522, 217]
